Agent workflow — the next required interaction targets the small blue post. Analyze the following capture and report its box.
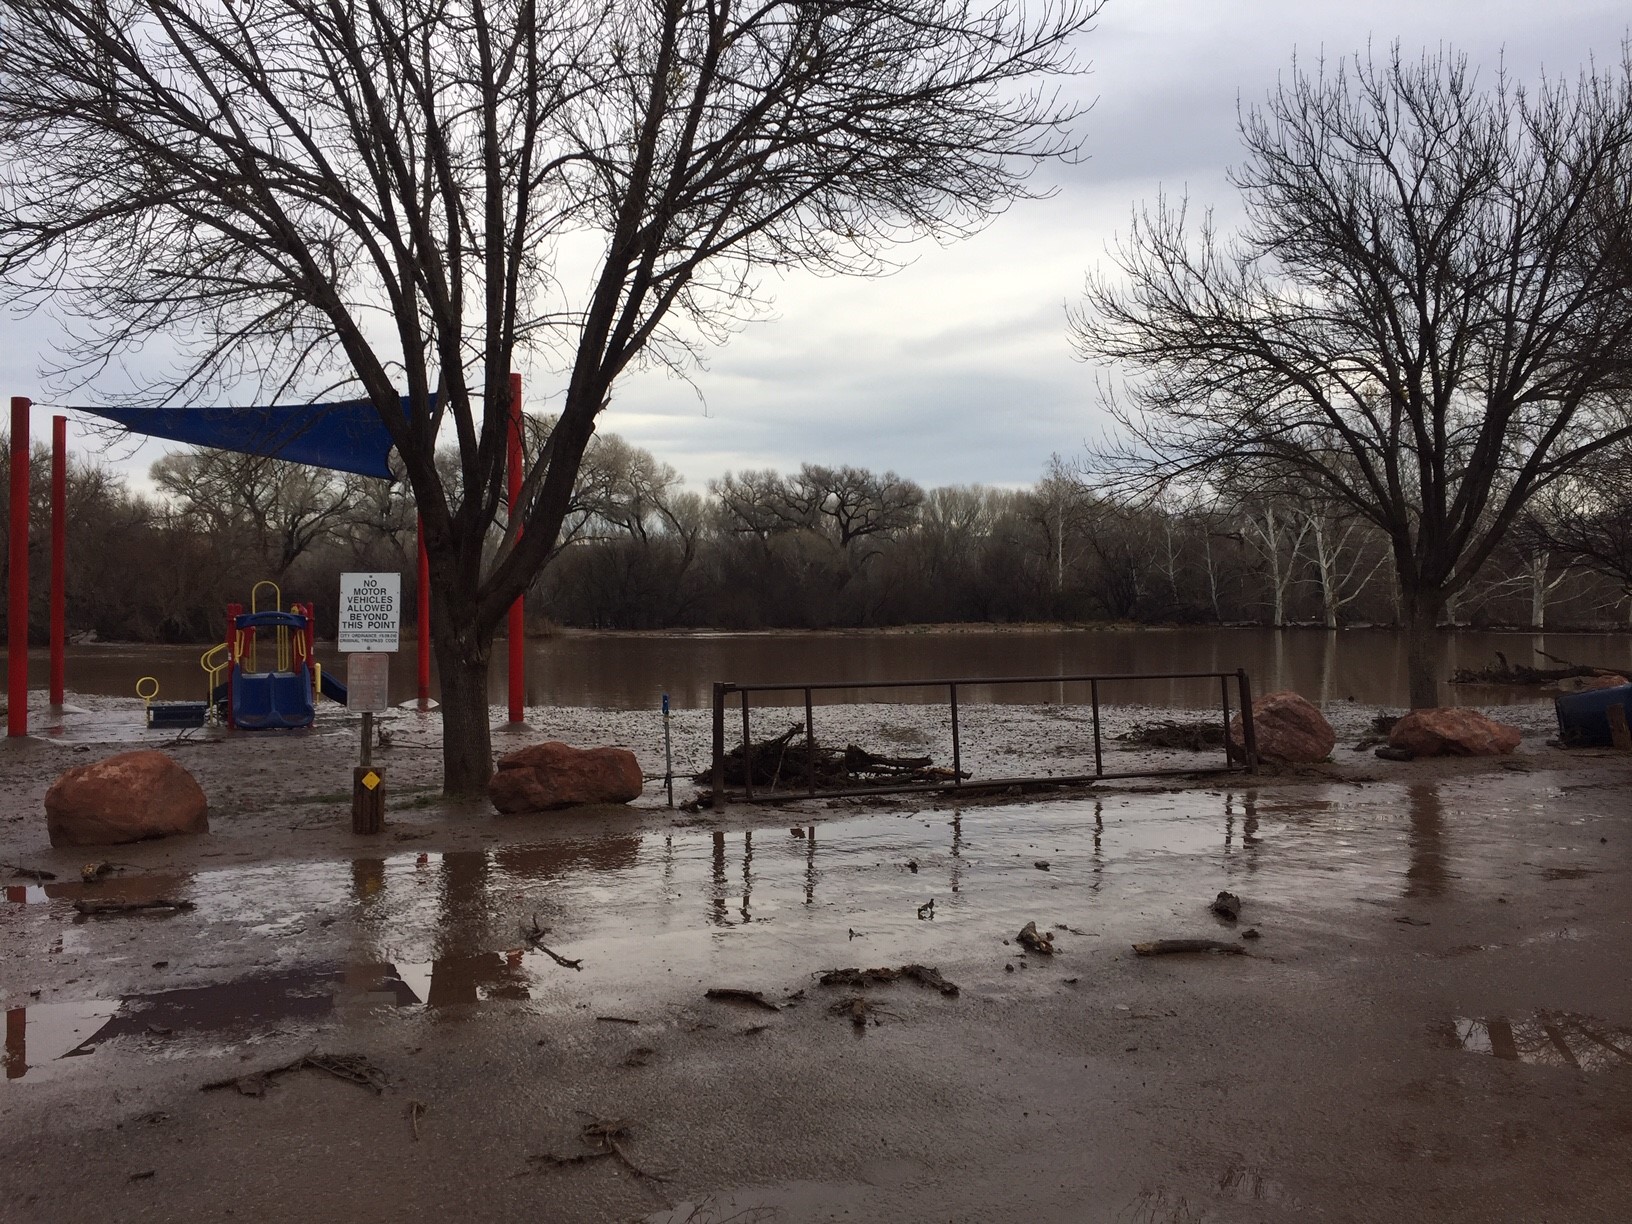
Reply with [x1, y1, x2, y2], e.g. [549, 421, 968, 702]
[662, 693, 673, 807]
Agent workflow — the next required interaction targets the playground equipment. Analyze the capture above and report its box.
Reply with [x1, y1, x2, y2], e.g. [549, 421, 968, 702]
[136, 675, 211, 730]
[137, 582, 350, 731]
[216, 581, 347, 729]
[8, 383, 522, 735]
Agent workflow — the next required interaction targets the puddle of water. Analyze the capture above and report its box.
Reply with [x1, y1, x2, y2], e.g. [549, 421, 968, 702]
[0, 949, 603, 1081]
[1443, 1011, 1632, 1070]
[3, 780, 1552, 1084]
[5, 873, 195, 907]
[4, 1000, 119, 1081]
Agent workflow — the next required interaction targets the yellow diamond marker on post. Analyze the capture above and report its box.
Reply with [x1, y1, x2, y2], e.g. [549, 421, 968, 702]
[362, 770, 381, 791]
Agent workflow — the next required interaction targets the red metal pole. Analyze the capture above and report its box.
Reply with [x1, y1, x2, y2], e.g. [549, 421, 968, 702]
[506, 371, 525, 724]
[7, 397, 31, 737]
[416, 515, 430, 709]
[50, 415, 66, 708]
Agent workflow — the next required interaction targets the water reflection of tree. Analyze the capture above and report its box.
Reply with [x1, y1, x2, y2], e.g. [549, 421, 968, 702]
[1405, 785, 1448, 899]
[1445, 1011, 1632, 1071]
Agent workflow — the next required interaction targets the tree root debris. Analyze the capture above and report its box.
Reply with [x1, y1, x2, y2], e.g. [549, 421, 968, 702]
[202, 1052, 388, 1096]
[531, 1118, 669, 1184]
[829, 994, 890, 1027]
[1210, 891, 1242, 921]
[816, 964, 960, 996]
[704, 987, 780, 1011]
[1132, 939, 1248, 957]
[1018, 921, 1056, 955]
[73, 898, 195, 916]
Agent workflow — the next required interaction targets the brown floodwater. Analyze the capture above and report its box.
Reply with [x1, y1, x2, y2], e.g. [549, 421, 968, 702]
[18, 625, 1632, 711]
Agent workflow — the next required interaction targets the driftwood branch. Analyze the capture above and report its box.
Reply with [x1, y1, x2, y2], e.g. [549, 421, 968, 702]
[704, 988, 780, 1012]
[521, 916, 584, 969]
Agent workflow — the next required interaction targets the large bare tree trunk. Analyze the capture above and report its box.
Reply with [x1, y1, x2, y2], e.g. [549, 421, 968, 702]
[1403, 586, 1446, 709]
[431, 618, 496, 797]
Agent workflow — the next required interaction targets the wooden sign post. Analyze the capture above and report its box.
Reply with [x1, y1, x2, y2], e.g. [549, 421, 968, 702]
[339, 573, 400, 834]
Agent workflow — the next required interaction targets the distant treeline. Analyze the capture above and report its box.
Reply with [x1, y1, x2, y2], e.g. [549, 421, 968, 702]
[1, 430, 1627, 644]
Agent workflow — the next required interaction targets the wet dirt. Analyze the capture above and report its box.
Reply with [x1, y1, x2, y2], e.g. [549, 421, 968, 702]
[3, 701, 1632, 1222]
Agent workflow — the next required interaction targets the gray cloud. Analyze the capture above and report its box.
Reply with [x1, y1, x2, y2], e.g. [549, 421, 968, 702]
[6, 1, 1626, 499]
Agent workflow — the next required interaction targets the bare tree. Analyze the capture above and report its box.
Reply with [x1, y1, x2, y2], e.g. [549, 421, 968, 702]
[1520, 447, 1632, 607]
[792, 463, 924, 571]
[151, 449, 367, 578]
[1073, 46, 1632, 706]
[1294, 502, 1388, 630]
[0, 0, 1096, 790]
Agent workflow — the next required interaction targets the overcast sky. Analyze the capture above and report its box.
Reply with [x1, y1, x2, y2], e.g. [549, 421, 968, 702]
[4, 0, 1628, 496]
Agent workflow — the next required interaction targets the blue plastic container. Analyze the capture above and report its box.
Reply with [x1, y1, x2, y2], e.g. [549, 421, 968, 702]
[1553, 683, 1632, 747]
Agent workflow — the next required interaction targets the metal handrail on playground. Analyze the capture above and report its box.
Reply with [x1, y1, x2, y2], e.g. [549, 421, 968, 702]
[707, 669, 1259, 808]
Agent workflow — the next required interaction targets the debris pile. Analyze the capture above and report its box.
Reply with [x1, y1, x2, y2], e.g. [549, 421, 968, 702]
[1451, 652, 1620, 687]
[817, 964, 960, 996]
[1115, 719, 1228, 752]
[694, 724, 967, 792]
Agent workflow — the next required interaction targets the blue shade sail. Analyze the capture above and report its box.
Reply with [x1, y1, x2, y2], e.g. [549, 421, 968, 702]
[84, 397, 404, 478]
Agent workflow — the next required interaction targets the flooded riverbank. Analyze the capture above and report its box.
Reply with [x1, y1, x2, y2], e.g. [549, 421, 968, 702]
[16, 624, 1632, 711]
[5, 743, 1632, 1222]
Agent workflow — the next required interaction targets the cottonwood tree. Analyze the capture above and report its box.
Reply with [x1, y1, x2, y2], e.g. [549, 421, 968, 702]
[1073, 47, 1632, 706]
[151, 449, 368, 578]
[792, 464, 924, 572]
[0, 0, 1097, 790]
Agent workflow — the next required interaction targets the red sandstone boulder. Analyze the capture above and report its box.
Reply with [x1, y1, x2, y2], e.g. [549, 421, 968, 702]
[489, 742, 645, 813]
[45, 750, 209, 847]
[1388, 708, 1521, 757]
[1228, 690, 1335, 765]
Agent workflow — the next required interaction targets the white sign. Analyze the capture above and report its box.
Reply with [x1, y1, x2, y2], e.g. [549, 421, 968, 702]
[338, 572, 401, 653]
[346, 652, 392, 712]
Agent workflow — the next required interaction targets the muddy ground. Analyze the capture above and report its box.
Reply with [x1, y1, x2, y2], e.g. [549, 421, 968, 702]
[2, 695, 1631, 1222]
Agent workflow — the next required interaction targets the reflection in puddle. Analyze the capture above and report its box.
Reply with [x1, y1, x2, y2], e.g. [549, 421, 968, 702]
[4, 1000, 118, 1080]
[1405, 784, 1447, 899]
[4, 784, 1458, 1085]
[1444, 1011, 1632, 1070]
[1, 953, 559, 1081]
